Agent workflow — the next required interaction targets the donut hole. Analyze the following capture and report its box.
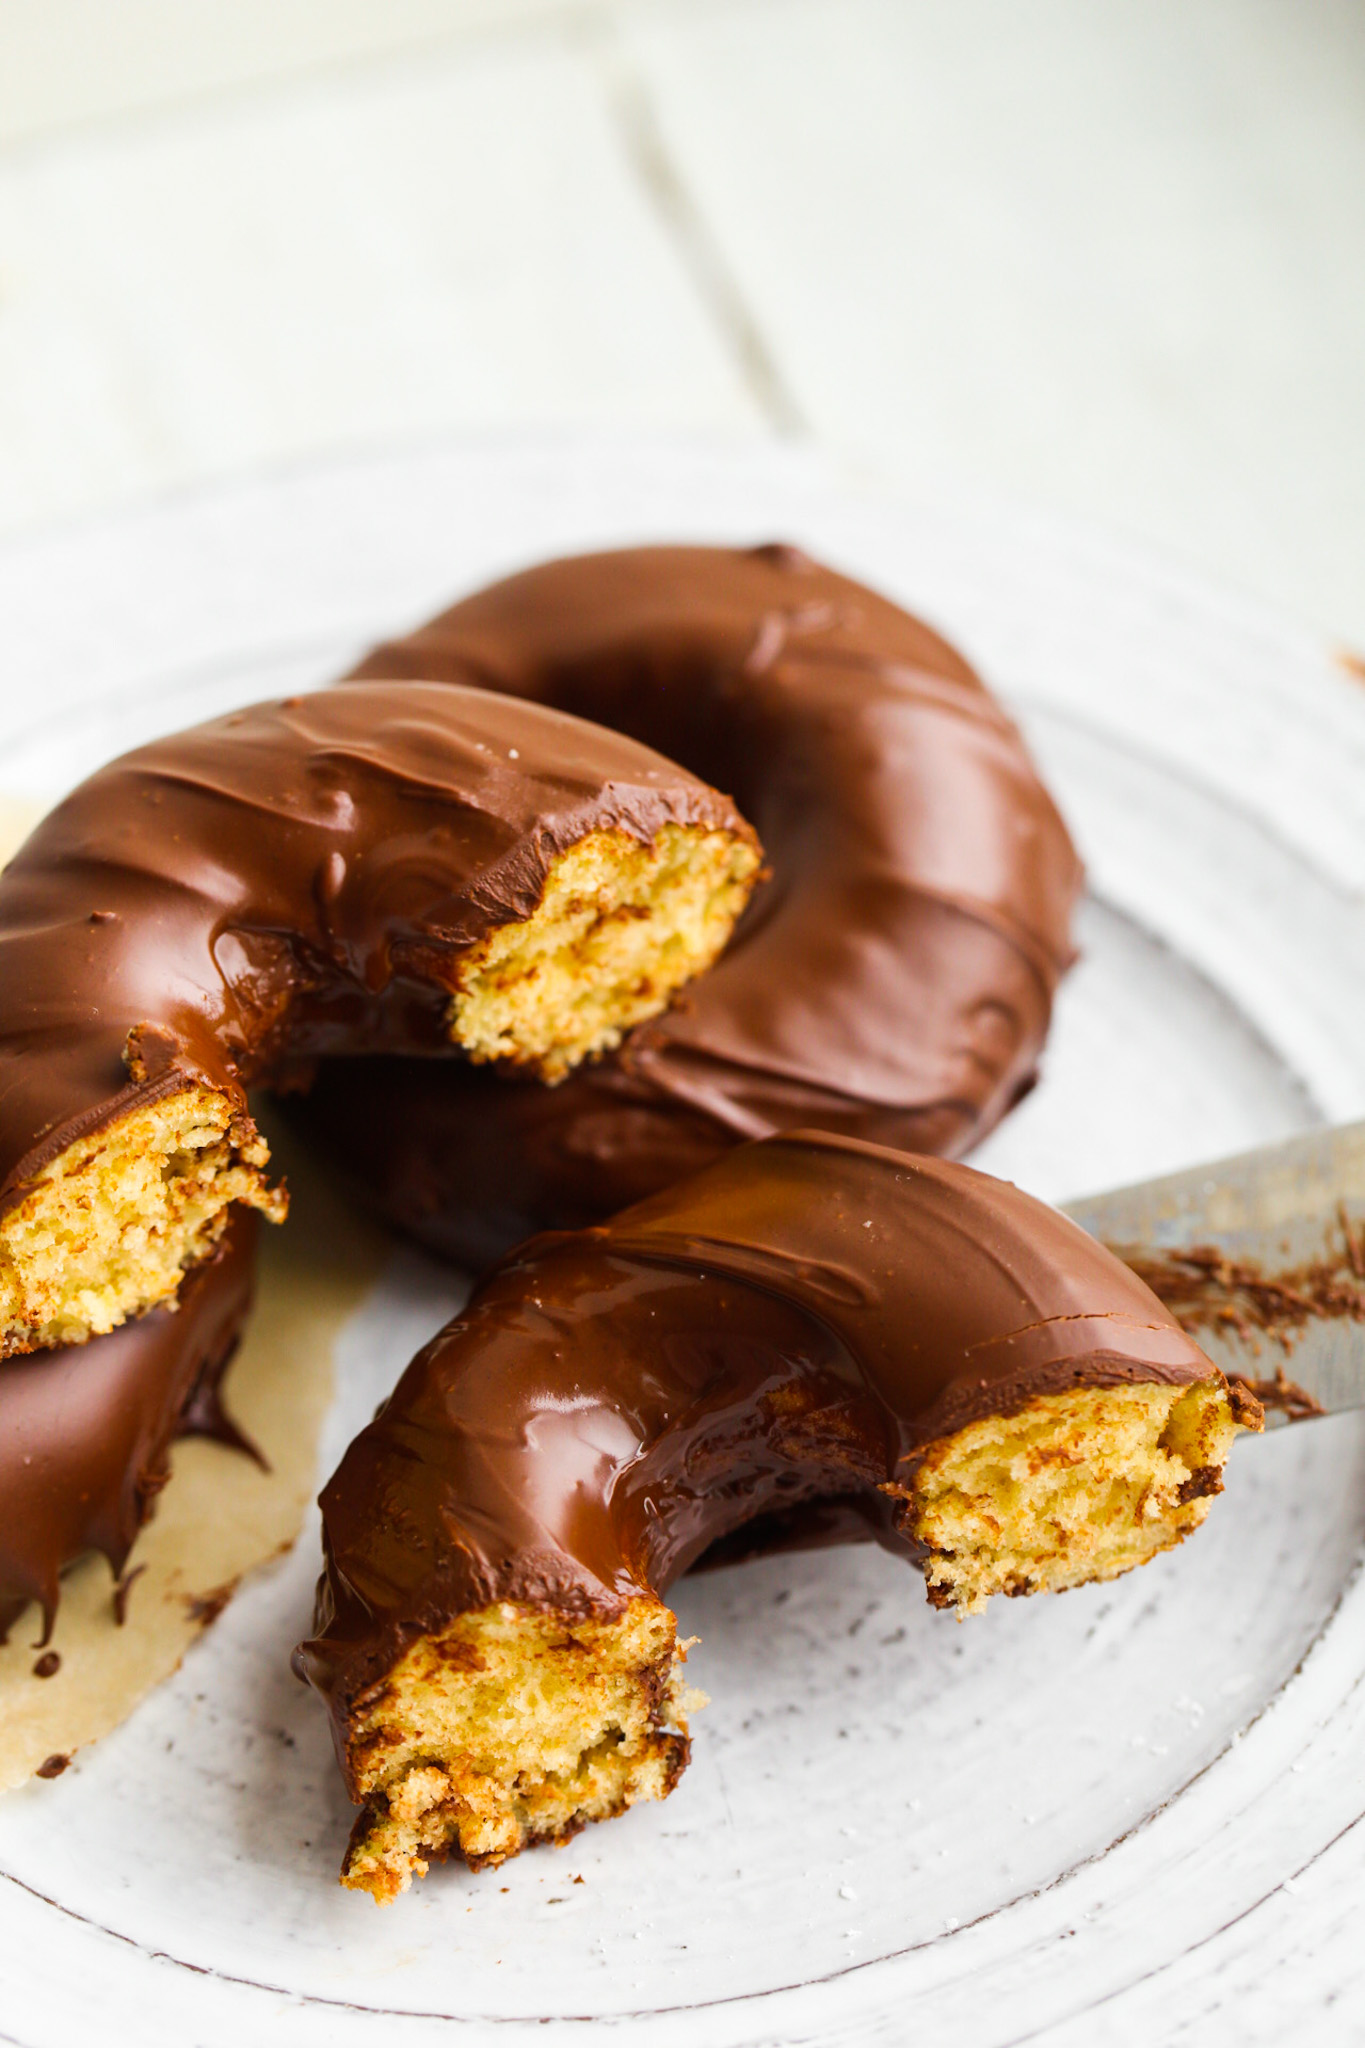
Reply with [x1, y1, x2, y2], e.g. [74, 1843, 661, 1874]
[449, 823, 761, 1082]
[903, 1379, 1246, 1615]
[340, 1598, 698, 1902]
[0, 1087, 283, 1354]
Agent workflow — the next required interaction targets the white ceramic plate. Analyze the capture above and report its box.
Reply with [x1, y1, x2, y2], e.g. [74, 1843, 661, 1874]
[1, 443, 1363, 2048]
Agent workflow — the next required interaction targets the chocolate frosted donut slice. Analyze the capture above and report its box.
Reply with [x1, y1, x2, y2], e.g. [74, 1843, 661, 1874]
[293, 543, 1083, 1267]
[0, 681, 759, 1355]
[297, 1132, 1259, 1900]
[0, 1208, 258, 1643]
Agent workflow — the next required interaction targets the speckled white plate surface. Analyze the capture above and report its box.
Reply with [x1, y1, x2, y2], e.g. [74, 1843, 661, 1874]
[1, 442, 1363, 2048]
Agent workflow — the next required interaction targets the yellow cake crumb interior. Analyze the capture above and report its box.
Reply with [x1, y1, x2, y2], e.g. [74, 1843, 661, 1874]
[449, 822, 760, 1080]
[895, 1379, 1249, 1615]
[341, 1600, 698, 1904]
[0, 1086, 283, 1356]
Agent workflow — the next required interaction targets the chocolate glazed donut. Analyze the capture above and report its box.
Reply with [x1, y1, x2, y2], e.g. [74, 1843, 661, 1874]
[298, 1133, 1257, 1898]
[291, 545, 1083, 1268]
[0, 678, 758, 1356]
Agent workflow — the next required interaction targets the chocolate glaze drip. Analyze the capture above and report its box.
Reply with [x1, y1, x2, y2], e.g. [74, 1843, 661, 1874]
[0, 1210, 257, 1644]
[297, 1133, 1212, 1738]
[0, 678, 754, 1224]
[290, 545, 1082, 1268]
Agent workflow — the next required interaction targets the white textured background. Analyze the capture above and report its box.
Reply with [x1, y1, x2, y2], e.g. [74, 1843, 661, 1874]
[0, 0, 1363, 648]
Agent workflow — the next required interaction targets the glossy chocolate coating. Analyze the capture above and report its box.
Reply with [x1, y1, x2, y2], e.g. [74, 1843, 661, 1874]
[0, 1210, 257, 1644]
[293, 544, 1082, 1267]
[0, 679, 753, 1216]
[298, 1133, 1211, 1732]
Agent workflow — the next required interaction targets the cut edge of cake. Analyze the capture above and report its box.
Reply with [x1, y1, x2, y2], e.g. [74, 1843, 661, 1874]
[338, 1599, 698, 1905]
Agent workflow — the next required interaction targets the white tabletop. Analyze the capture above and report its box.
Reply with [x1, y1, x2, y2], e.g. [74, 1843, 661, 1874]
[0, 0, 1362, 650]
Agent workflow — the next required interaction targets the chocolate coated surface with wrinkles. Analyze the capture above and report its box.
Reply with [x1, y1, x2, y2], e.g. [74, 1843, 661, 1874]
[0, 1211, 258, 1643]
[298, 1133, 1212, 1745]
[293, 544, 1083, 1268]
[0, 679, 752, 1214]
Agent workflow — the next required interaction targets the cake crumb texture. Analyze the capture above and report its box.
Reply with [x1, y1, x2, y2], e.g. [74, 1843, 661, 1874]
[0, 1087, 283, 1356]
[341, 1600, 696, 1903]
[450, 822, 761, 1081]
[899, 1379, 1252, 1615]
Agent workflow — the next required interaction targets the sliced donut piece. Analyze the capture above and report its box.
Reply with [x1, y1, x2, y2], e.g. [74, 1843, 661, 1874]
[296, 1132, 1259, 1901]
[0, 681, 759, 1355]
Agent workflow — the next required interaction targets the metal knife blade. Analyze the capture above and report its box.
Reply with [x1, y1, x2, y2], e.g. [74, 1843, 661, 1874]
[1062, 1122, 1365, 1427]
